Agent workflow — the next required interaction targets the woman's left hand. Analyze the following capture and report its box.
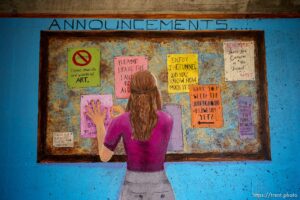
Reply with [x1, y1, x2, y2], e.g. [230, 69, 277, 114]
[85, 100, 106, 127]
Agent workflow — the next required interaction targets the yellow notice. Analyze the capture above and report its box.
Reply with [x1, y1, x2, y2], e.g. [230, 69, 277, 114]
[167, 54, 198, 93]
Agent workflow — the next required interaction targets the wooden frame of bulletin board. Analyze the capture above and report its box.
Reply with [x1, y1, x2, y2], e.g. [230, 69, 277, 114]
[37, 30, 270, 163]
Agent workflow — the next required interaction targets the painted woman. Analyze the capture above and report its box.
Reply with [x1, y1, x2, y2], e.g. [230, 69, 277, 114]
[86, 70, 175, 200]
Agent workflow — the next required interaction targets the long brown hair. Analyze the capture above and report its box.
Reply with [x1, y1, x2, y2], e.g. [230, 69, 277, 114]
[126, 70, 162, 141]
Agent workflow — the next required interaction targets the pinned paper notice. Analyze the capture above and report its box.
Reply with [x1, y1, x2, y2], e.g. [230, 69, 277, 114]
[238, 96, 255, 139]
[114, 56, 148, 98]
[68, 48, 100, 88]
[53, 132, 74, 147]
[167, 54, 198, 93]
[223, 41, 255, 81]
[189, 84, 223, 128]
[163, 104, 184, 152]
[80, 94, 113, 138]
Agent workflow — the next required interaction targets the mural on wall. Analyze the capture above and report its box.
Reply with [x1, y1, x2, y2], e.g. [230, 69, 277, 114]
[37, 31, 270, 162]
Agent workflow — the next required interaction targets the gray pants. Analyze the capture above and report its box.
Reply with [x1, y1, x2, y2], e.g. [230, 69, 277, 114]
[119, 170, 175, 200]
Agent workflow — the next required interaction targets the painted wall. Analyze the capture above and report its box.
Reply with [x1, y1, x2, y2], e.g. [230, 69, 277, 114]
[1, 0, 300, 15]
[0, 18, 299, 200]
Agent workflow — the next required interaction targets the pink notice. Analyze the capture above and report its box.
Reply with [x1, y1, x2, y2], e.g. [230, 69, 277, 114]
[114, 56, 148, 98]
[80, 94, 113, 138]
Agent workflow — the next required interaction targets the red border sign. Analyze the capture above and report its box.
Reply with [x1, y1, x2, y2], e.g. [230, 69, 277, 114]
[72, 50, 92, 66]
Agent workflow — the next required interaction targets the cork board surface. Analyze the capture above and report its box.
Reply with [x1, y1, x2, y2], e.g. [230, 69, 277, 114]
[38, 31, 270, 162]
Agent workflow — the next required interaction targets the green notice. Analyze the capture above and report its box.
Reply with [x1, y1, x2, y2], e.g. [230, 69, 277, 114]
[68, 48, 100, 88]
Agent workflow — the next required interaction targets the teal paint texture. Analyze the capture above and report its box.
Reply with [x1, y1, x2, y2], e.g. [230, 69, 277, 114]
[0, 18, 299, 200]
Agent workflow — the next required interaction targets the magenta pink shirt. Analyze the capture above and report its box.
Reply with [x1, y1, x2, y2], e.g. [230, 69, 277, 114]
[104, 111, 173, 172]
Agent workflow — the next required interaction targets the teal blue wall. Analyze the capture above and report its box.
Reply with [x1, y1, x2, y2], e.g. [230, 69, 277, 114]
[0, 18, 299, 200]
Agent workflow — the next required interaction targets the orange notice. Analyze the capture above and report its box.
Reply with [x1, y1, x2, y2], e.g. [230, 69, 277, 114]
[189, 84, 223, 128]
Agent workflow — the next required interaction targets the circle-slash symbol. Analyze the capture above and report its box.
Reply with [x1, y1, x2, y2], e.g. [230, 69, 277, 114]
[72, 50, 92, 66]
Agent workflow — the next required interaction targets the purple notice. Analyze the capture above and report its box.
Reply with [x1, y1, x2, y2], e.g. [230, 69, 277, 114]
[238, 96, 255, 139]
[163, 104, 184, 152]
[81, 94, 113, 138]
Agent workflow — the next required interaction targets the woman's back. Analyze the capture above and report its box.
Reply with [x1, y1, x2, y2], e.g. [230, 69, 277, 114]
[104, 110, 173, 172]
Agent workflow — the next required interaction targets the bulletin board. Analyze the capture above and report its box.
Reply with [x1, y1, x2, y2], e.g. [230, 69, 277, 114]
[37, 30, 270, 163]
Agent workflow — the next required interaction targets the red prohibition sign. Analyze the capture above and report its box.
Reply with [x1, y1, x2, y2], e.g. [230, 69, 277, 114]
[72, 50, 92, 66]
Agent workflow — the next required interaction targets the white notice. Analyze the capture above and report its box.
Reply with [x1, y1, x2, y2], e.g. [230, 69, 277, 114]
[223, 41, 255, 81]
[53, 132, 74, 147]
